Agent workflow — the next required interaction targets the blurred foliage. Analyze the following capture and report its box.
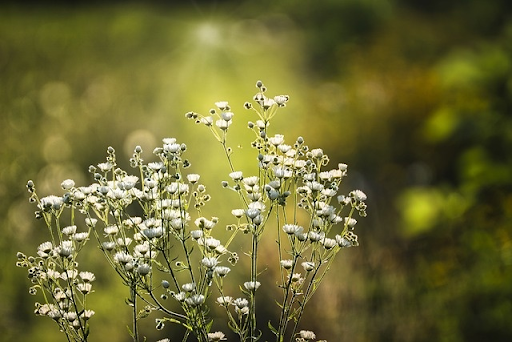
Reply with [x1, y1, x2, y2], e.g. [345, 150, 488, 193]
[2, 0, 512, 341]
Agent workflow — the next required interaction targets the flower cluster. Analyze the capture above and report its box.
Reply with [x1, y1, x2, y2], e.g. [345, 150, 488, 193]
[18, 81, 367, 342]
[17, 181, 95, 341]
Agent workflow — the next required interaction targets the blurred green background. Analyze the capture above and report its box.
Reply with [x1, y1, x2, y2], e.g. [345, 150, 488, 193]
[2, 0, 512, 341]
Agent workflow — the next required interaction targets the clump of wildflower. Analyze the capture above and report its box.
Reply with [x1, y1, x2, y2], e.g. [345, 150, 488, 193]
[18, 81, 367, 342]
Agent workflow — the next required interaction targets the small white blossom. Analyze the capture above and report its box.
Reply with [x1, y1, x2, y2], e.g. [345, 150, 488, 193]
[79, 271, 96, 282]
[214, 297, 231, 308]
[85, 218, 98, 227]
[104, 225, 119, 235]
[72, 232, 89, 242]
[61, 179, 75, 190]
[114, 251, 133, 264]
[201, 257, 218, 268]
[190, 229, 203, 239]
[215, 101, 229, 110]
[243, 281, 261, 291]
[310, 148, 324, 158]
[185, 294, 205, 306]
[229, 171, 243, 181]
[299, 330, 316, 340]
[214, 266, 231, 277]
[231, 209, 245, 218]
[208, 331, 227, 341]
[97, 162, 113, 172]
[322, 238, 337, 250]
[351, 189, 367, 202]
[187, 174, 201, 183]
[81, 310, 95, 320]
[283, 224, 302, 235]
[280, 259, 293, 269]
[232, 297, 249, 308]
[136, 263, 151, 275]
[302, 261, 315, 272]
[77, 283, 93, 294]
[242, 176, 259, 186]
[269, 134, 285, 146]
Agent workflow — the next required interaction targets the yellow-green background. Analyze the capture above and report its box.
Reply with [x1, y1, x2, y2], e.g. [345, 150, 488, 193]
[2, 0, 512, 341]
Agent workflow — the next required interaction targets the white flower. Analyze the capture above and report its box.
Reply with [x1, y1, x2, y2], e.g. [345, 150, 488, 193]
[208, 331, 227, 341]
[216, 296, 232, 305]
[329, 168, 343, 178]
[336, 234, 352, 248]
[185, 294, 205, 306]
[97, 162, 113, 172]
[57, 241, 74, 257]
[163, 142, 181, 153]
[242, 176, 259, 186]
[104, 225, 119, 235]
[274, 95, 289, 106]
[64, 311, 78, 321]
[102, 241, 115, 251]
[308, 231, 325, 242]
[81, 310, 95, 320]
[143, 227, 164, 239]
[201, 257, 218, 268]
[345, 217, 357, 228]
[243, 281, 261, 291]
[187, 174, 201, 183]
[231, 209, 245, 218]
[72, 232, 89, 242]
[221, 111, 234, 121]
[38, 241, 53, 253]
[322, 238, 337, 250]
[215, 101, 229, 110]
[200, 116, 213, 126]
[173, 292, 186, 302]
[79, 271, 96, 282]
[116, 237, 132, 247]
[302, 261, 315, 272]
[39, 195, 63, 210]
[61, 269, 78, 280]
[77, 283, 93, 294]
[166, 182, 189, 194]
[318, 171, 331, 181]
[232, 298, 248, 308]
[351, 189, 367, 202]
[269, 134, 285, 146]
[338, 163, 348, 171]
[229, 171, 243, 181]
[61, 179, 75, 190]
[114, 251, 133, 264]
[310, 148, 324, 158]
[85, 218, 98, 227]
[216, 119, 231, 130]
[121, 175, 139, 189]
[299, 330, 316, 340]
[136, 264, 151, 275]
[195, 217, 218, 230]
[182, 282, 196, 292]
[283, 224, 301, 235]
[190, 230, 204, 239]
[280, 259, 293, 269]
[214, 266, 231, 277]
[262, 97, 275, 109]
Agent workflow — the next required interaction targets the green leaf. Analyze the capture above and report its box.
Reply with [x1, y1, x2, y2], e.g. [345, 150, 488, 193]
[268, 320, 278, 336]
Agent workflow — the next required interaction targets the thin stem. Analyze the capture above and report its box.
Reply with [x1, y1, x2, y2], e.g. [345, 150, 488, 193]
[131, 284, 139, 342]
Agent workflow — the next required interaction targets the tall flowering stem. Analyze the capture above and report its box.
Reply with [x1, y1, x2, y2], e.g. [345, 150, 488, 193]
[189, 81, 367, 342]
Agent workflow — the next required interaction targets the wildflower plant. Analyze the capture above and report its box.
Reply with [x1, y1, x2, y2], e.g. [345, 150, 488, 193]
[17, 81, 367, 342]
